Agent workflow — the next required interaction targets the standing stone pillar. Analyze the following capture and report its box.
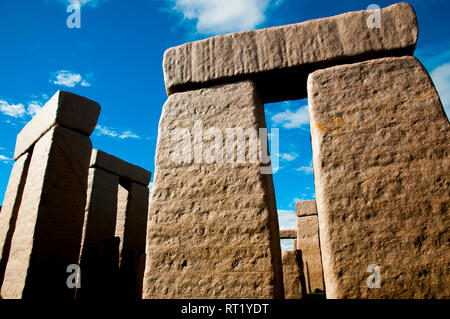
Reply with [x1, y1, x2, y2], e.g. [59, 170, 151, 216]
[0, 91, 100, 299]
[295, 200, 324, 294]
[78, 168, 119, 299]
[0, 152, 31, 286]
[282, 250, 305, 299]
[143, 81, 284, 298]
[308, 56, 450, 298]
[86, 149, 151, 299]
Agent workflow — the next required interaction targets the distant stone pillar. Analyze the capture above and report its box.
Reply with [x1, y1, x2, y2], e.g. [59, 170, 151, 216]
[143, 81, 284, 299]
[78, 168, 119, 299]
[308, 56, 450, 298]
[295, 200, 324, 294]
[0, 91, 100, 299]
[282, 250, 305, 299]
[83, 149, 151, 299]
[0, 152, 31, 287]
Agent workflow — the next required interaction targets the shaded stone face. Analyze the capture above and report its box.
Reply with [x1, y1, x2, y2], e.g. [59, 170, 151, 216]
[308, 56, 450, 298]
[296, 213, 324, 294]
[0, 152, 31, 287]
[1, 126, 92, 299]
[163, 3, 417, 102]
[282, 250, 304, 299]
[90, 149, 151, 186]
[14, 90, 100, 160]
[143, 81, 284, 299]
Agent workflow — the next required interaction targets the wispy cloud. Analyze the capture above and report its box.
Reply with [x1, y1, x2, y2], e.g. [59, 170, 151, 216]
[57, 0, 109, 8]
[430, 62, 450, 116]
[169, 0, 271, 34]
[271, 104, 309, 129]
[95, 125, 141, 140]
[0, 100, 26, 118]
[279, 152, 298, 161]
[277, 209, 297, 230]
[296, 160, 313, 174]
[0, 154, 13, 164]
[50, 70, 92, 88]
[27, 101, 43, 117]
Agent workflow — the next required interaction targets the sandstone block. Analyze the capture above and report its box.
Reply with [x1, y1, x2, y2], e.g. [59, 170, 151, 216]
[308, 56, 450, 298]
[282, 250, 304, 299]
[296, 215, 324, 294]
[163, 3, 417, 102]
[295, 200, 317, 217]
[143, 81, 283, 298]
[0, 152, 31, 286]
[14, 91, 100, 160]
[1, 126, 92, 299]
[279, 229, 297, 239]
[90, 149, 151, 186]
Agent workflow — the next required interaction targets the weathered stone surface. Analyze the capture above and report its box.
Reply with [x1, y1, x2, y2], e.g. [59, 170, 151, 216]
[90, 149, 151, 186]
[115, 183, 129, 257]
[280, 230, 297, 239]
[118, 182, 149, 299]
[163, 3, 418, 102]
[0, 152, 31, 286]
[1, 126, 92, 299]
[308, 56, 450, 298]
[282, 250, 304, 299]
[295, 200, 317, 217]
[143, 81, 283, 298]
[14, 91, 100, 160]
[296, 215, 324, 294]
[78, 168, 119, 299]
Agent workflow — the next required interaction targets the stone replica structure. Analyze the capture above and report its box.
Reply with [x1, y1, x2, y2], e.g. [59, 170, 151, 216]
[0, 2, 448, 299]
[0, 91, 151, 299]
[295, 200, 324, 294]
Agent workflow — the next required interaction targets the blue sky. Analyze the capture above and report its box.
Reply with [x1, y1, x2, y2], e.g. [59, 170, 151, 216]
[0, 1, 449, 250]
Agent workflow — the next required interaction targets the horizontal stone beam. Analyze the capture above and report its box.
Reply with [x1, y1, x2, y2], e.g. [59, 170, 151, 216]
[279, 230, 297, 239]
[14, 91, 100, 160]
[163, 3, 418, 102]
[295, 200, 317, 217]
[90, 149, 151, 186]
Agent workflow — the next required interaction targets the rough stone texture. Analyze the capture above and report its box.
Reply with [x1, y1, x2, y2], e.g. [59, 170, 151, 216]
[78, 168, 119, 299]
[279, 230, 297, 239]
[0, 152, 31, 286]
[118, 182, 149, 299]
[163, 3, 418, 102]
[295, 200, 317, 217]
[296, 215, 324, 294]
[282, 250, 304, 299]
[308, 56, 450, 298]
[14, 91, 100, 160]
[143, 81, 284, 298]
[115, 182, 129, 257]
[90, 149, 151, 186]
[0, 126, 92, 299]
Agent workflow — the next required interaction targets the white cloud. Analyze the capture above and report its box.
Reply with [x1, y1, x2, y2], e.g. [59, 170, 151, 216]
[171, 0, 270, 34]
[51, 70, 91, 88]
[59, 0, 108, 7]
[277, 209, 297, 230]
[430, 62, 450, 117]
[27, 101, 43, 117]
[296, 160, 313, 174]
[0, 154, 12, 164]
[95, 125, 141, 140]
[271, 104, 309, 129]
[0, 100, 26, 118]
[279, 152, 298, 161]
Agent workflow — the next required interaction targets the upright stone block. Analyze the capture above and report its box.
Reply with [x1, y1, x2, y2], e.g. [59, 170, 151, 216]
[0, 152, 31, 286]
[282, 250, 305, 299]
[0, 126, 92, 299]
[143, 81, 283, 298]
[79, 168, 119, 299]
[308, 56, 450, 298]
[295, 212, 324, 294]
[14, 90, 100, 160]
[163, 3, 417, 102]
